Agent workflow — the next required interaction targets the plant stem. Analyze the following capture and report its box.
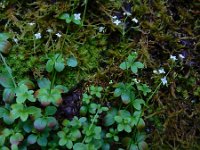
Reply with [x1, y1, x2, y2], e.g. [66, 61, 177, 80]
[82, 0, 88, 25]
[0, 53, 17, 88]
[82, 109, 99, 143]
[50, 70, 57, 90]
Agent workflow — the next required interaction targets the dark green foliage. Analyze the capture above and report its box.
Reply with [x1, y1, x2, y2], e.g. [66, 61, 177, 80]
[0, 0, 199, 149]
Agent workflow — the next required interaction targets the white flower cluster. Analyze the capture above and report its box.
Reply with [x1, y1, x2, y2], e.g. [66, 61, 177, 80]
[170, 54, 185, 61]
[112, 16, 121, 26]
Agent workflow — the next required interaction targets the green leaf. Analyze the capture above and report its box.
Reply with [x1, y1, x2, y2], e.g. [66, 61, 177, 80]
[18, 79, 35, 89]
[114, 116, 122, 123]
[57, 131, 65, 138]
[3, 88, 15, 103]
[104, 108, 118, 126]
[27, 134, 37, 144]
[0, 135, 5, 146]
[27, 106, 42, 118]
[121, 92, 131, 104]
[119, 62, 129, 70]
[55, 62, 65, 72]
[118, 110, 131, 118]
[0, 40, 11, 54]
[15, 84, 35, 103]
[67, 56, 78, 67]
[58, 13, 71, 23]
[71, 129, 81, 139]
[0, 73, 14, 88]
[23, 121, 33, 133]
[131, 65, 138, 74]
[0, 107, 7, 118]
[10, 133, 24, 145]
[0, 33, 10, 41]
[11, 103, 24, 119]
[45, 106, 57, 116]
[73, 143, 87, 150]
[124, 125, 132, 133]
[2, 128, 12, 137]
[59, 138, 67, 146]
[20, 112, 29, 122]
[72, 19, 81, 25]
[47, 117, 58, 128]
[54, 85, 69, 93]
[117, 124, 124, 132]
[134, 62, 144, 68]
[128, 52, 137, 62]
[34, 118, 47, 131]
[37, 78, 51, 89]
[46, 59, 54, 72]
[37, 136, 47, 147]
[114, 88, 121, 97]
[66, 140, 73, 149]
[3, 113, 15, 125]
[132, 99, 145, 110]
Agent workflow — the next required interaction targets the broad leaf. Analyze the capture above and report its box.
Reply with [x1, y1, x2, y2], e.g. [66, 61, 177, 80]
[37, 136, 47, 147]
[46, 59, 54, 72]
[15, 84, 35, 103]
[37, 78, 51, 89]
[45, 106, 57, 116]
[67, 56, 78, 67]
[0, 73, 14, 88]
[34, 118, 47, 131]
[119, 61, 129, 70]
[27, 134, 37, 144]
[3, 88, 15, 103]
[0, 33, 10, 41]
[10, 133, 24, 145]
[73, 143, 87, 150]
[55, 62, 65, 72]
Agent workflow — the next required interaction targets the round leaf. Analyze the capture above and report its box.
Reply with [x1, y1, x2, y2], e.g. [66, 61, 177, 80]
[67, 56, 78, 67]
[73, 143, 87, 150]
[27, 134, 37, 144]
[34, 118, 47, 131]
[45, 106, 57, 116]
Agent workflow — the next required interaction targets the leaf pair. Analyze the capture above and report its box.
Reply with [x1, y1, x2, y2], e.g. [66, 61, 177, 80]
[114, 82, 134, 104]
[119, 52, 144, 74]
[46, 54, 78, 73]
[58, 13, 82, 25]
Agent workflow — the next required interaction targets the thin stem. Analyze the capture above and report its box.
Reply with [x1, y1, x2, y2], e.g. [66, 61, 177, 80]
[50, 70, 57, 90]
[82, 0, 88, 25]
[82, 109, 99, 143]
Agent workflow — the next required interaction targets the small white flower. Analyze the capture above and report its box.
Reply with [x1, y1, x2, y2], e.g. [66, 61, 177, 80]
[46, 28, 53, 33]
[133, 78, 140, 83]
[34, 33, 41, 39]
[161, 76, 167, 85]
[153, 70, 159, 74]
[109, 80, 113, 84]
[179, 54, 185, 59]
[113, 19, 121, 25]
[170, 55, 177, 61]
[55, 33, 62, 38]
[28, 22, 35, 26]
[112, 16, 117, 19]
[158, 68, 166, 74]
[123, 11, 131, 16]
[99, 26, 105, 33]
[74, 13, 81, 20]
[132, 17, 138, 23]
[13, 38, 18, 44]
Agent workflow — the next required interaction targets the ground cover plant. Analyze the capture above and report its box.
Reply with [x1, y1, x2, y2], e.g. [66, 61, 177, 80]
[0, 0, 200, 149]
